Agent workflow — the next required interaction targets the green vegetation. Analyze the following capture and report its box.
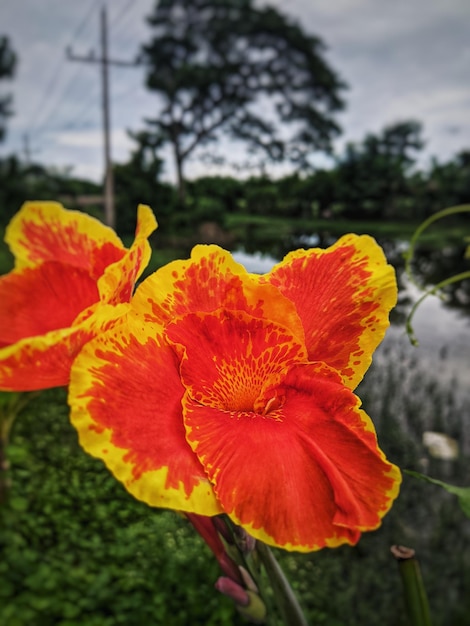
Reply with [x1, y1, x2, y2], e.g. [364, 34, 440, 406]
[1, 345, 469, 625]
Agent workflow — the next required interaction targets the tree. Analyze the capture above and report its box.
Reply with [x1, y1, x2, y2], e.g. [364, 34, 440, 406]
[335, 120, 425, 219]
[113, 131, 176, 234]
[141, 0, 345, 202]
[425, 149, 470, 213]
[0, 36, 17, 142]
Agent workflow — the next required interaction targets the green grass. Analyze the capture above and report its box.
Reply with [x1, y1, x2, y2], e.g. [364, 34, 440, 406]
[225, 214, 468, 246]
[0, 389, 241, 626]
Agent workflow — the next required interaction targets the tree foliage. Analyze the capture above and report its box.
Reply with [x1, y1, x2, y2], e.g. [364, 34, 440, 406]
[113, 131, 176, 234]
[0, 35, 16, 142]
[141, 0, 345, 200]
[334, 120, 425, 219]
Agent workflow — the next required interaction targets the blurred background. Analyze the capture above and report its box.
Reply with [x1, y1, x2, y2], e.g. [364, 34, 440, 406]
[0, 1, 469, 625]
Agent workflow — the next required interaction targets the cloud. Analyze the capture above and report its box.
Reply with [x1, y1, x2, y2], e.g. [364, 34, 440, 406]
[1, 0, 469, 180]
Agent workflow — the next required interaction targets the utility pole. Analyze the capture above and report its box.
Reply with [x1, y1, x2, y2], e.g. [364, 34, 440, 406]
[67, 6, 138, 229]
[22, 133, 40, 166]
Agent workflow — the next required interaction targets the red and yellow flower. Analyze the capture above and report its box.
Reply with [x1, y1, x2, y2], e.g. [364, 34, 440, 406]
[69, 235, 401, 551]
[0, 201, 157, 391]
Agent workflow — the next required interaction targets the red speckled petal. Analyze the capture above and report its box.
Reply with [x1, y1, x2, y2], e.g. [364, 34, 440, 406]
[265, 234, 397, 389]
[0, 262, 99, 347]
[0, 304, 128, 391]
[132, 245, 304, 341]
[182, 361, 401, 552]
[5, 201, 125, 278]
[166, 309, 307, 413]
[68, 315, 221, 514]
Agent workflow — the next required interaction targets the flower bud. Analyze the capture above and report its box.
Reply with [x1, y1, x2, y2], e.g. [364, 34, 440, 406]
[215, 576, 250, 607]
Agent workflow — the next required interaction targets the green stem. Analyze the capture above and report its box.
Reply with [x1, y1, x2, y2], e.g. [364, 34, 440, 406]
[256, 542, 309, 626]
[404, 204, 470, 284]
[406, 270, 470, 345]
[391, 545, 432, 626]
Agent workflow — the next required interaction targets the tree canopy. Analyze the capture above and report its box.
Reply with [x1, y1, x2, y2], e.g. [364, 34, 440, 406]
[334, 121, 425, 218]
[141, 0, 346, 200]
[0, 35, 17, 142]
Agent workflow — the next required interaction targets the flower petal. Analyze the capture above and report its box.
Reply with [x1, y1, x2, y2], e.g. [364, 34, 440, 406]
[68, 315, 221, 514]
[5, 201, 125, 277]
[132, 244, 304, 340]
[97, 204, 158, 304]
[265, 234, 397, 388]
[0, 304, 128, 391]
[183, 361, 401, 551]
[166, 309, 307, 413]
[0, 262, 99, 347]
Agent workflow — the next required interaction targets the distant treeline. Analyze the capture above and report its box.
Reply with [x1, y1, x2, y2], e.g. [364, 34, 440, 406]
[1, 121, 469, 238]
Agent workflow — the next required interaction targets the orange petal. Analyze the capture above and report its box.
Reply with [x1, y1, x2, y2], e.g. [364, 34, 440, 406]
[182, 361, 401, 552]
[5, 201, 125, 277]
[68, 315, 221, 514]
[0, 262, 98, 347]
[131, 244, 304, 341]
[0, 204, 158, 391]
[167, 308, 307, 413]
[98, 204, 158, 304]
[0, 304, 128, 391]
[265, 234, 397, 389]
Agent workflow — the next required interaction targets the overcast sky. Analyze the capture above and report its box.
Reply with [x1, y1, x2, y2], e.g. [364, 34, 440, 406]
[0, 0, 469, 183]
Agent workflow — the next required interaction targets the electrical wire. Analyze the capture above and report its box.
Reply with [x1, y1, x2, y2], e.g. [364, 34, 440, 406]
[28, 0, 99, 137]
[110, 0, 136, 30]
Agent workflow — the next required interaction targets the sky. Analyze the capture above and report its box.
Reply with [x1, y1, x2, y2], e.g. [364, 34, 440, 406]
[0, 0, 469, 184]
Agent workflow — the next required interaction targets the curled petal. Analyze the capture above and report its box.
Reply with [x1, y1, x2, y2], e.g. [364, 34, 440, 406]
[265, 234, 397, 388]
[68, 316, 221, 514]
[132, 244, 304, 340]
[98, 204, 158, 304]
[183, 362, 400, 551]
[5, 201, 125, 277]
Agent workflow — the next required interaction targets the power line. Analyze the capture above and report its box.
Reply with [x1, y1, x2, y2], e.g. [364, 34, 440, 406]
[67, 6, 141, 229]
[28, 0, 99, 135]
[110, 0, 137, 29]
[70, 0, 98, 43]
[32, 64, 92, 137]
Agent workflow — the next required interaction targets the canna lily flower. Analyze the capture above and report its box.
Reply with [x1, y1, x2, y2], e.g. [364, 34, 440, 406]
[0, 201, 157, 391]
[69, 236, 401, 551]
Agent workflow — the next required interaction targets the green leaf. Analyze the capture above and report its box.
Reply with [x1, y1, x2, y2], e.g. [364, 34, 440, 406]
[406, 470, 470, 517]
